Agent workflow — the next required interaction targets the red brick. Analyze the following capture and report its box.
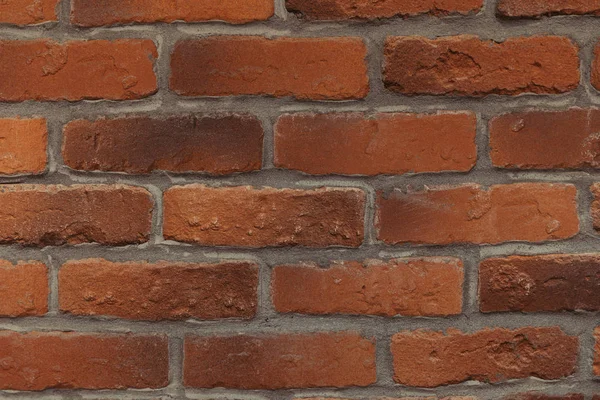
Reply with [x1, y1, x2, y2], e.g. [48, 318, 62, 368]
[272, 258, 463, 316]
[286, 0, 482, 19]
[498, 0, 600, 17]
[480, 254, 600, 312]
[0, 40, 157, 102]
[490, 109, 600, 169]
[62, 115, 263, 175]
[384, 35, 579, 96]
[0, 185, 153, 246]
[0, 331, 168, 390]
[71, 0, 274, 26]
[0, 118, 47, 175]
[59, 259, 258, 320]
[594, 327, 600, 375]
[184, 333, 376, 388]
[163, 185, 365, 248]
[274, 112, 476, 176]
[170, 36, 369, 100]
[392, 327, 578, 387]
[377, 183, 579, 245]
[0, 0, 58, 25]
[590, 184, 600, 232]
[0, 261, 47, 317]
[590, 42, 600, 92]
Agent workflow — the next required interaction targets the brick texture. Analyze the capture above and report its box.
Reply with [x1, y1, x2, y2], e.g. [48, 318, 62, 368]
[0, 0, 58, 25]
[498, 0, 600, 17]
[0, 260, 47, 317]
[0, 118, 47, 175]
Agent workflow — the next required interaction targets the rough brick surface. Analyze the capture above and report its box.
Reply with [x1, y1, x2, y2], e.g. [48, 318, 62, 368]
[377, 183, 579, 245]
[594, 328, 600, 375]
[0, 118, 47, 175]
[59, 259, 259, 320]
[163, 185, 365, 247]
[0, 261, 47, 317]
[0, 185, 153, 246]
[0, 331, 168, 390]
[384, 35, 580, 96]
[498, 0, 600, 17]
[274, 112, 477, 176]
[184, 333, 376, 389]
[392, 327, 578, 387]
[286, 0, 483, 20]
[480, 254, 600, 312]
[272, 258, 463, 316]
[0, 0, 58, 25]
[170, 36, 369, 100]
[503, 394, 584, 400]
[62, 115, 263, 174]
[590, 184, 600, 233]
[0, 40, 157, 102]
[591, 42, 600, 92]
[71, 0, 274, 26]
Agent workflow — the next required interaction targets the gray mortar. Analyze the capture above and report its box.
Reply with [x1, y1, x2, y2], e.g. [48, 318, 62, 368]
[1, 0, 600, 398]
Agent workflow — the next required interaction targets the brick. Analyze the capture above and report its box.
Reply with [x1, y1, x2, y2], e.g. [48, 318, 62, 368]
[272, 258, 463, 317]
[286, 0, 482, 19]
[502, 395, 584, 400]
[377, 183, 579, 245]
[0, 331, 168, 390]
[490, 109, 600, 170]
[590, 42, 600, 91]
[392, 327, 578, 387]
[170, 36, 369, 100]
[498, 0, 600, 17]
[0, 39, 157, 102]
[384, 35, 579, 96]
[59, 259, 258, 320]
[0, 185, 153, 246]
[480, 254, 600, 312]
[62, 115, 263, 175]
[590, 184, 600, 232]
[71, 0, 274, 26]
[274, 112, 476, 176]
[184, 333, 376, 388]
[0, 261, 47, 317]
[163, 185, 365, 248]
[0, 118, 47, 175]
[0, 0, 58, 25]
[594, 328, 600, 375]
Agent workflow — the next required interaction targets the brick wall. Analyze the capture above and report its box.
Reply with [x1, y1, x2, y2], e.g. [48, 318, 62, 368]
[1, 0, 599, 399]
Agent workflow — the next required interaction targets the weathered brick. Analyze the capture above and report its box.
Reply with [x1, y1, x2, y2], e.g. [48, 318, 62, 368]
[0, 185, 153, 246]
[480, 254, 600, 312]
[59, 259, 258, 320]
[384, 35, 579, 96]
[62, 115, 263, 175]
[163, 185, 365, 248]
[274, 112, 476, 176]
[0, 261, 47, 317]
[392, 327, 578, 387]
[0, 331, 168, 390]
[0, 39, 157, 102]
[498, 0, 600, 17]
[0, 0, 58, 25]
[594, 328, 600, 375]
[71, 0, 274, 26]
[170, 36, 369, 100]
[0, 118, 47, 175]
[184, 333, 376, 388]
[590, 42, 600, 92]
[272, 258, 463, 317]
[377, 183, 579, 245]
[590, 184, 600, 232]
[502, 394, 584, 400]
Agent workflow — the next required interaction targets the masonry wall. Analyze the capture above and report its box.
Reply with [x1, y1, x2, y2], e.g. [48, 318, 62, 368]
[1, 0, 600, 399]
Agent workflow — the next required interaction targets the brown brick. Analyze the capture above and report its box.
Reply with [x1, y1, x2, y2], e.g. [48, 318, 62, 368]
[0, 118, 47, 175]
[0, 261, 47, 317]
[0, 0, 58, 25]
[0, 39, 157, 102]
[384, 35, 579, 96]
[594, 328, 600, 375]
[170, 36, 369, 100]
[59, 259, 258, 320]
[274, 112, 476, 176]
[71, 0, 274, 26]
[590, 184, 600, 232]
[0, 331, 168, 390]
[286, 0, 482, 20]
[62, 115, 263, 175]
[184, 333, 376, 388]
[590, 42, 600, 92]
[480, 254, 600, 312]
[392, 327, 578, 387]
[498, 0, 600, 17]
[0, 185, 153, 246]
[163, 185, 365, 248]
[377, 183, 579, 245]
[272, 258, 463, 317]
[490, 109, 600, 170]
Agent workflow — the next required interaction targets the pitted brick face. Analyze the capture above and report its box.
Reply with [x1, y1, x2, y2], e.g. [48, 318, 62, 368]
[0, 118, 47, 175]
[0, 261, 47, 317]
[0, 0, 59, 25]
[498, 0, 600, 17]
